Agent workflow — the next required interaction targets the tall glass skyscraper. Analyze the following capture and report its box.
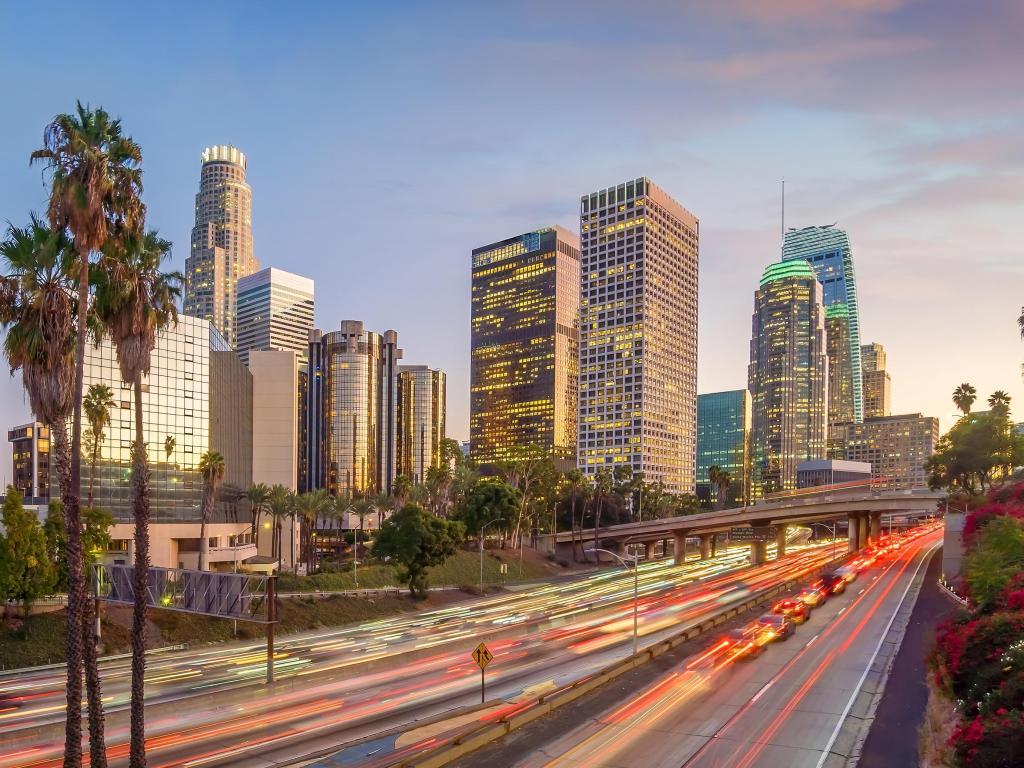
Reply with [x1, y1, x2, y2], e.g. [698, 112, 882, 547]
[184, 145, 257, 348]
[861, 342, 892, 418]
[696, 390, 751, 506]
[397, 365, 446, 485]
[470, 226, 580, 471]
[782, 225, 862, 451]
[578, 178, 699, 493]
[748, 260, 829, 497]
[235, 267, 314, 367]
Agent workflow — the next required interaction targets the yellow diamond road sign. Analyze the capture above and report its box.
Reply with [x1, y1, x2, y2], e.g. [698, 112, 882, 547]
[472, 642, 493, 670]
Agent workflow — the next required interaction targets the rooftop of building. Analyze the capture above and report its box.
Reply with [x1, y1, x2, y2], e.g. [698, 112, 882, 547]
[759, 258, 817, 286]
[200, 144, 246, 169]
[237, 266, 315, 294]
[781, 224, 851, 260]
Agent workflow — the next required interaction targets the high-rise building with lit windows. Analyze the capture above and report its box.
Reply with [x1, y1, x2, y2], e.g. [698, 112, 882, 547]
[782, 225, 862, 454]
[844, 413, 938, 489]
[470, 226, 580, 471]
[577, 177, 699, 493]
[397, 365, 446, 485]
[748, 260, 829, 497]
[8, 422, 50, 501]
[696, 390, 752, 506]
[861, 342, 892, 418]
[236, 267, 314, 367]
[184, 145, 257, 348]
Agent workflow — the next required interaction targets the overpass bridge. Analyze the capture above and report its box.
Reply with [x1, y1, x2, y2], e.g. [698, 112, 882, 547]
[538, 487, 943, 565]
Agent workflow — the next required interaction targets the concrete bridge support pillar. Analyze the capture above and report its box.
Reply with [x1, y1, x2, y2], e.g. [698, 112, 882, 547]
[673, 531, 688, 566]
[869, 511, 882, 545]
[751, 540, 768, 566]
[776, 525, 788, 559]
[699, 533, 713, 560]
[858, 514, 869, 550]
[848, 513, 860, 552]
[710, 534, 718, 558]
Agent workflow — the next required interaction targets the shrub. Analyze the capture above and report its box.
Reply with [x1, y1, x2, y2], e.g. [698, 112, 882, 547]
[952, 709, 1024, 768]
[932, 612, 1024, 714]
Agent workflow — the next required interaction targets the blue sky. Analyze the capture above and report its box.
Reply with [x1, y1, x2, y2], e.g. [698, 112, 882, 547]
[2, 0, 1023, 482]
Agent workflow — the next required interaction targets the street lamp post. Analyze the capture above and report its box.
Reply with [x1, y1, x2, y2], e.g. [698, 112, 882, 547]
[479, 518, 501, 596]
[586, 547, 639, 656]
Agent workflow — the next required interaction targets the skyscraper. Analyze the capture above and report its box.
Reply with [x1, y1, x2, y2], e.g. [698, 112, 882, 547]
[184, 145, 257, 348]
[7, 422, 50, 501]
[305, 321, 402, 498]
[470, 226, 580, 471]
[749, 260, 829, 496]
[844, 413, 938, 489]
[578, 177, 699, 493]
[397, 365, 447, 485]
[861, 342, 892, 418]
[782, 225, 862, 453]
[696, 390, 751, 506]
[236, 267, 315, 366]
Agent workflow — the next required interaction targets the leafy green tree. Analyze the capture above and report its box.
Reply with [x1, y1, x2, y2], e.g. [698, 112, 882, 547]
[43, 500, 69, 592]
[455, 477, 518, 542]
[674, 493, 703, 516]
[267, 484, 294, 564]
[246, 483, 271, 545]
[82, 506, 113, 563]
[33, 103, 145, 768]
[966, 516, 1024, 611]
[1, 487, 56, 618]
[374, 503, 464, 597]
[928, 409, 1024, 493]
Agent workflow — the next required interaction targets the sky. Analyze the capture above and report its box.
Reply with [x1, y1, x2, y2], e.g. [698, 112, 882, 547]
[1, 0, 1023, 483]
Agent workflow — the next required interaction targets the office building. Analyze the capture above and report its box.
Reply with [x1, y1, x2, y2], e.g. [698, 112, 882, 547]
[796, 459, 871, 488]
[7, 422, 49, 501]
[397, 365, 447, 484]
[470, 226, 580, 471]
[236, 267, 315, 366]
[578, 178, 699, 493]
[56, 316, 258, 572]
[861, 342, 892, 419]
[696, 390, 751, 506]
[782, 225, 863, 454]
[844, 413, 939, 489]
[184, 145, 257, 348]
[748, 260, 829, 497]
[305, 321, 402, 498]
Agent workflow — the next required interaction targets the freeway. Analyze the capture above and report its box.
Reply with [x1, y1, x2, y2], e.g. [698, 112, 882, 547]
[0, 539, 841, 768]
[476, 525, 941, 768]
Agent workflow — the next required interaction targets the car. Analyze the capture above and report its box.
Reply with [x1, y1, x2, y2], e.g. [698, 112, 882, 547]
[772, 598, 809, 624]
[835, 565, 858, 583]
[721, 626, 765, 661]
[820, 572, 847, 595]
[755, 614, 794, 642]
[797, 582, 828, 608]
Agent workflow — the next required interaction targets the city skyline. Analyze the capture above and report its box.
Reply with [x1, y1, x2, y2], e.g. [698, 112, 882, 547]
[2, 1, 1023, 487]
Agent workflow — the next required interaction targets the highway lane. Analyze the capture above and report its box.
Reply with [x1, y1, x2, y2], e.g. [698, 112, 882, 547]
[502, 525, 941, 768]
[0, 541, 839, 768]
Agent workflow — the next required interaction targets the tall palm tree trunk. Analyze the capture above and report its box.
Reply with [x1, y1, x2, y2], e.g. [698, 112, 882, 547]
[88, 438, 98, 509]
[54, 422, 84, 768]
[129, 372, 151, 768]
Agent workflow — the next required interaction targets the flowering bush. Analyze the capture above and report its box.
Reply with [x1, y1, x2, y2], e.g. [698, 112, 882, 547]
[932, 612, 1024, 714]
[951, 708, 1024, 767]
[963, 482, 1024, 543]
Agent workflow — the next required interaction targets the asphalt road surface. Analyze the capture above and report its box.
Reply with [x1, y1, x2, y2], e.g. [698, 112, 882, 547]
[459, 527, 942, 768]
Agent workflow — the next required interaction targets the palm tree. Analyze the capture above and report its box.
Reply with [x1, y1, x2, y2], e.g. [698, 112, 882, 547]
[590, 468, 612, 557]
[392, 474, 412, 512]
[1018, 306, 1024, 339]
[246, 483, 271, 546]
[563, 469, 587, 562]
[33, 102, 144, 768]
[83, 383, 116, 509]
[290, 492, 320, 575]
[350, 499, 375, 577]
[198, 451, 225, 571]
[164, 435, 175, 464]
[92, 228, 179, 762]
[267, 484, 294, 567]
[953, 383, 977, 416]
[708, 465, 733, 511]
[0, 218, 91, 764]
[988, 390, 1011, 414]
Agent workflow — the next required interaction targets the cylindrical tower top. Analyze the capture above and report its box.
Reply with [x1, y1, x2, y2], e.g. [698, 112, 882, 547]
[201, 145, 247, 169]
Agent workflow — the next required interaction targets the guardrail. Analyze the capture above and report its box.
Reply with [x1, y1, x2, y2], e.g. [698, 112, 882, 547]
[388, 552, 848, 768]
[937, 577, 969, 607]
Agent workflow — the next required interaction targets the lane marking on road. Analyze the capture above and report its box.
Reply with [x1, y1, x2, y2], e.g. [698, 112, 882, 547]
[811, 538, 942, 768]
[837, 607, 846, 615]
[750, 681, 774, 703]
[805, 633, 820, 648]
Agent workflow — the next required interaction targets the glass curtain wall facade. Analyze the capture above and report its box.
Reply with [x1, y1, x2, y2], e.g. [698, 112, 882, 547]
[578, 178, 699, 493]
[696, 390, 752, 506]
[748, 260, 829, 497]
[313, 321, 402, 498]
[470, 226, 580, 471]
[65, 316, 254, 521]
[8, 423, 50, 500]
[236, 267, 315, 366]
[782, 225, 863, 436]
[397, 366, 447, 485]
[184, 145, 257, 347]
